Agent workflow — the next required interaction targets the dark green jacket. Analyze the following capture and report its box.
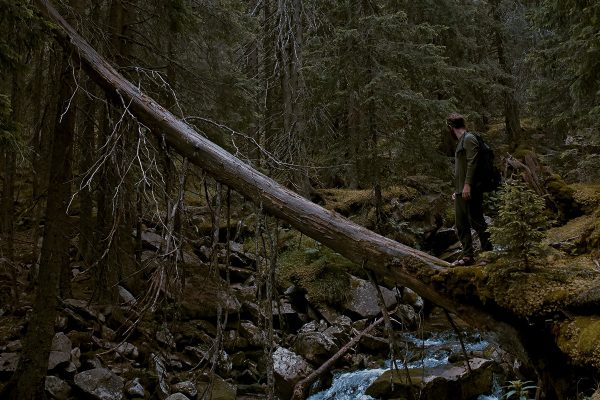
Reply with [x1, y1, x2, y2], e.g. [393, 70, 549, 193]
[454, 131, 479, 194]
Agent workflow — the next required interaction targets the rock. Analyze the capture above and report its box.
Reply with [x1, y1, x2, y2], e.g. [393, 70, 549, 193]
[45, 375, 72, 400]
[165, 394, 190, 400]
[592, 388, 600, 400]
[125, 377, 145, 398]
[344, 276, 397, 318]
[118, 285, 136, 306]
[366, 358, 498, 400]
[272, 347, 313, 400]
[293, 331, 339, 364]
[394, 304, 419, 330]
[71, 347, 81, 369]
[240, 321, 264, 347]
[0, 353, 19, 377]
[48, 332, 72, 370]
[359, 334, 389, 353]
[116, 342, 139, 360]
[172, 381, 197, 398]
[181, 274, 241, 320]
[74, 367, 125, 400]
[142, 230, 165, 249]
[195, 373, 237, 400]
[401, 287, 424, 312]
[152, 353, 171, 399]
[156, 325, 176, 349]
[6, 340, 21, 352]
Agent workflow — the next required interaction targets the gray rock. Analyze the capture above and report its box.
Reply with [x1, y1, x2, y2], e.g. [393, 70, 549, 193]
[240, 321, 264, 347]
[152, 353, 171, 399]
[195, 373, 237, 400]
[272, 347, 313, 400]
[6, 340, 21, 352]
[165, 394, 190, 400]
[394, 304, 419, 330]
[125, 377, 145, 398]
[118, 285, 137, 306]
[142, 230, 165, 249]
[401, 287, 424, 312]
[344, 276, 397, 318]
[71, 347, 81, 369]
[0, 353, 19, 377]
[293, 331, 339, 364]
[45, 375, 72, 400]
[74, 367, 124, 400]
[172, 381, 197, 399]
[48, 332, 72, 370]
[156, 325, 176, 349]
[116, 342, 139, 360]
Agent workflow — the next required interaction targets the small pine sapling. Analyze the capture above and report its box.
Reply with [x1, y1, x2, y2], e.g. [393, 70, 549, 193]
[488, 179, 551, 269]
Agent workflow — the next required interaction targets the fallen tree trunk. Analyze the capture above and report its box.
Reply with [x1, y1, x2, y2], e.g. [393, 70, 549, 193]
[34, 0, 521, 343]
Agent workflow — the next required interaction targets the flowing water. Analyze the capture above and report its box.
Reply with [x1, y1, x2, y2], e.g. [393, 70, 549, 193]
[307, 331, 503, 400]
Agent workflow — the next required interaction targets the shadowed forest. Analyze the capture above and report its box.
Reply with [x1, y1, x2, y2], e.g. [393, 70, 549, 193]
[1, 1, 600, 399]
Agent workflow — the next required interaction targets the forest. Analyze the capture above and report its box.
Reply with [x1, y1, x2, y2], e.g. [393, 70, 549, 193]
[0, 0, 599, 399]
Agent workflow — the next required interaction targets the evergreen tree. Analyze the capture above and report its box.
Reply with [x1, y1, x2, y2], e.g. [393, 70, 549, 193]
[488, 179, 551, 269]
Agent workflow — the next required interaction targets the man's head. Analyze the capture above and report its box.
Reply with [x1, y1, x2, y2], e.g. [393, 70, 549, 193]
[447, 112, 466, 139]
[447, 112, 466, 129]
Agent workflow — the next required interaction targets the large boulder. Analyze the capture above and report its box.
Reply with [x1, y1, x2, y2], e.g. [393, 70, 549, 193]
[272, 346, 313, 400]
[343, 276, 397, 318]
[73, 368, 125, 400]
[366, 358, 498, 400]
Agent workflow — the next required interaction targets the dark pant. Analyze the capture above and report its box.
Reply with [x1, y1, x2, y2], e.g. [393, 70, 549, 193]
[455, 191, 492, 257]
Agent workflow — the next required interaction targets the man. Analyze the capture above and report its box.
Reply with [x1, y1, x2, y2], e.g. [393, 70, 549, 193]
[447, 113, 492, 266]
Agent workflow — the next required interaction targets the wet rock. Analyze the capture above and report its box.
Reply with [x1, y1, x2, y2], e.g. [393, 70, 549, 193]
[272, 346, 313, 400]
[359, 334, 389, 353]
[74, 367, 124, 400]
[48, 332, 72, 370]
[0, 353, 19, 377]
[125, 377, 145, 398]
[172, 381, 197, 399]
[45, 375, 72, 400]
[344, 277, 397, 318]
[293, 331, 339, 364]
[366, 358, 498, 400]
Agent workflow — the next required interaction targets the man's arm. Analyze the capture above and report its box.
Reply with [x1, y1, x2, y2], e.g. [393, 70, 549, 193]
[462, 133, 479, 200]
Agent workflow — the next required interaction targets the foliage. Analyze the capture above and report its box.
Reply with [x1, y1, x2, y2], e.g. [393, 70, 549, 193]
[488, 179, 551, 268]
[502, 380, 537, 400]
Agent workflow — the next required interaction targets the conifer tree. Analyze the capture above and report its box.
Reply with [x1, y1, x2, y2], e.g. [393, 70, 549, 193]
[488, 179, 551, 269]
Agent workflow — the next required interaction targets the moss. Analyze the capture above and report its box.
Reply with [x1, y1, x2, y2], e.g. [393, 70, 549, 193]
[277, 246, 356, 306]
[557, 317, 600, 368]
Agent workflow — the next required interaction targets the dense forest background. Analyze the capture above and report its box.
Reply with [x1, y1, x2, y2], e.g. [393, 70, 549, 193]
[1, 0, 600, 399]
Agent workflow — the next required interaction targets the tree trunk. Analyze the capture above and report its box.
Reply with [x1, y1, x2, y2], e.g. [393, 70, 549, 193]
[2, 45, 77, 400]
[32, 0, 521, 336]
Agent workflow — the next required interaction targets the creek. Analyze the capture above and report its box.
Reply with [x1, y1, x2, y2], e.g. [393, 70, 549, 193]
[307, 330, 504, 400]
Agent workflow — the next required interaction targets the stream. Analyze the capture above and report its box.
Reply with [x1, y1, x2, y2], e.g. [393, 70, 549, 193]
[307, 330, 504, 400]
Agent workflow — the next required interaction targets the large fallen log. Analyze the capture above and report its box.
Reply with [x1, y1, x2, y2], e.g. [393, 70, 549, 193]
[34, 0, 521, 344]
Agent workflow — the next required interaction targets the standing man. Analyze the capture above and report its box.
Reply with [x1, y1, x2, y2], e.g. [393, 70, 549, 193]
[448, 113, 492, 266]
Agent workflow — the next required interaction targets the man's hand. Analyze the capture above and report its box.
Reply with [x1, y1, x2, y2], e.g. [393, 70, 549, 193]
[462, 183, 471, 200]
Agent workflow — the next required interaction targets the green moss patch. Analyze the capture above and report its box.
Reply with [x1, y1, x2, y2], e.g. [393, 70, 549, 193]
[557, 316, 600, 368]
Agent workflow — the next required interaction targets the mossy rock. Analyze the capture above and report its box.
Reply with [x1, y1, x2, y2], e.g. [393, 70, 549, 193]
[544, 174, 583, 221]
[556, 316, 600, 368]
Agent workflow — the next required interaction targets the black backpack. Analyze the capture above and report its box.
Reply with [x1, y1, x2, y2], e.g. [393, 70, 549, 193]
[471, 132, 501, 193]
